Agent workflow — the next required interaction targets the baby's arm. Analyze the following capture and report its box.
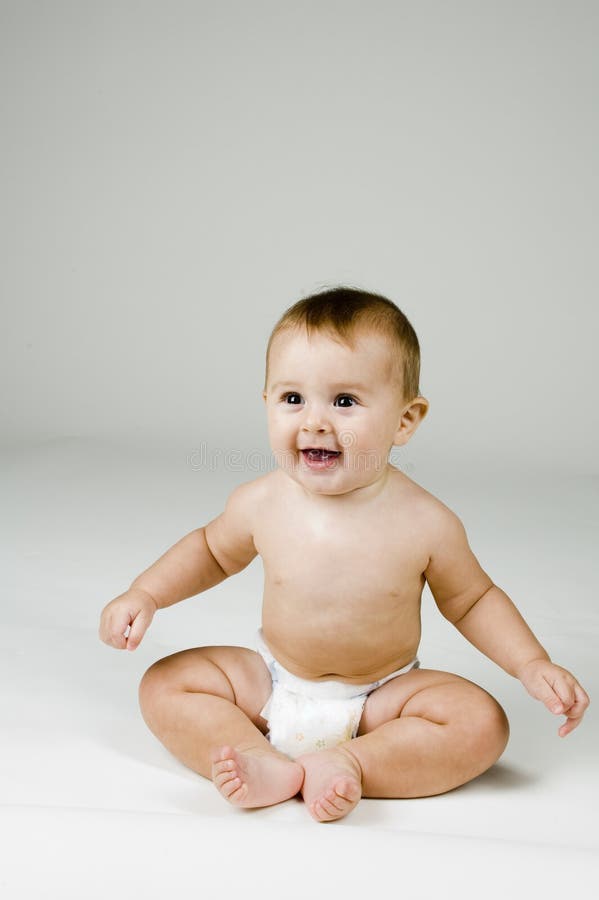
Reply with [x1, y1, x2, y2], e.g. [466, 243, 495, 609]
[424, 508, 590, 737]
[99, 481, 258, 651]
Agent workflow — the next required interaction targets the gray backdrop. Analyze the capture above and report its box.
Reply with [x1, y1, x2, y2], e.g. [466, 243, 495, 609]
[2, 0, 597, 475]
[2, 6, 598, 895]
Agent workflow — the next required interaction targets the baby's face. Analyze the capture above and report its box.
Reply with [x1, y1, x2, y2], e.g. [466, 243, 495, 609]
[263, 328, 411, 498]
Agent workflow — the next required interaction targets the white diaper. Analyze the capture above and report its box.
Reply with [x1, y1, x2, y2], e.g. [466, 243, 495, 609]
[255, 628, 420, 760]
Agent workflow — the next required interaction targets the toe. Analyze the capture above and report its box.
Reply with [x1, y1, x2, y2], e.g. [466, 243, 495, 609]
[214, 771, 237, 789]
[311, 798, 336, 821]
[310, 800, 326, 821]
[222, 777, 242, 798]
[324, 789, 344, 812]
[320, 797, 341, 818]
[226, 780, 249, 804]
[213, 759, 234, 776]
[231, 781, 248, 799]
[335, 777, 360, 802]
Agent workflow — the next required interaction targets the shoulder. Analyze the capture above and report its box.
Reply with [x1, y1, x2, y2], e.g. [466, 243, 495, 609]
[203, 473, 277, 575]
[224, 469, 281, 517]
[388, 466, 464, 540]
[225, 471, 270, 511]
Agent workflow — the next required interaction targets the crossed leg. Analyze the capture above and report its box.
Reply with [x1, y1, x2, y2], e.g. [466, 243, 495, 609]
[299, 667, 510, 822]
[139, 647, 509, 823]
[139, 645, 305, 808]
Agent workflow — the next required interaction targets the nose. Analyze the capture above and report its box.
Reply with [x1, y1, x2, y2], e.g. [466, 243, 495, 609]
[301, 401, 332, 435]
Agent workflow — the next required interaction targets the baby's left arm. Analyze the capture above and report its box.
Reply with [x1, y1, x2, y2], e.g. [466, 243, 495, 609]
[424, 508, 590, 737]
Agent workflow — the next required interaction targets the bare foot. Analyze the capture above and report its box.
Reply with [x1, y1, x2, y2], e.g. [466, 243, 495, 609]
[297, 747, 363, 822]
[210, 744, 304, 809]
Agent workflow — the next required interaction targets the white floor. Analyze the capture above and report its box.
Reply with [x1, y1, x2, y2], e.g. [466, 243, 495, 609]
[2, 438, 597, 899]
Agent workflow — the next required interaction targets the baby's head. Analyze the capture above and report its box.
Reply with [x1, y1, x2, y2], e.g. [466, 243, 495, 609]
[262, 286, 429, 496]
[264, 286, 422, 404]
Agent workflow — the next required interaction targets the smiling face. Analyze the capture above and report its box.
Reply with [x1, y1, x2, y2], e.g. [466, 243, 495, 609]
[262, 326, 428, 499]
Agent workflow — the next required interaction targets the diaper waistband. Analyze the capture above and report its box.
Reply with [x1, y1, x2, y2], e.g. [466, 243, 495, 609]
[256, 627, 419, 701]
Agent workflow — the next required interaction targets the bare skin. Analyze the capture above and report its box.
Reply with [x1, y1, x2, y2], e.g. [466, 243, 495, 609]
[211, 744, 305, 809]
[138, 629, 514, 821]
[212, 744, 363, 822]
[105, 327, 590, 823]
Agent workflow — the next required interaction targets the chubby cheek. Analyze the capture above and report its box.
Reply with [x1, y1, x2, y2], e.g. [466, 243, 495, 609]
[347, 429, 391, 470]
[272, 449, 299, 475]
[267, 416, 296, 451]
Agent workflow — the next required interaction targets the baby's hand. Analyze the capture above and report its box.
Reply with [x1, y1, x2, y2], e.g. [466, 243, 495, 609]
[99, 587, 158, 651]
[518, 659, 590, 737]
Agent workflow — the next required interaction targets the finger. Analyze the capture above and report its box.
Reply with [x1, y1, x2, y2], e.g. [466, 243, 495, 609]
[99, 610, 116, 646]
[560, 683, 591, 718]
[558, 715, 583, 738]
[542, 673, 583, 714]
[112, 631, 128, 650]
[126, 608, 152, 651]
[539, 678, 566, 714]
[108, 610, 132, 649]
[572, 682, 591, 709]
[557, 686, 589, 737]
[551, 678, 578, 711]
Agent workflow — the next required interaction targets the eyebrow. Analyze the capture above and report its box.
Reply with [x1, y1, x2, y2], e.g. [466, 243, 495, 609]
[269, 381, 370, 393]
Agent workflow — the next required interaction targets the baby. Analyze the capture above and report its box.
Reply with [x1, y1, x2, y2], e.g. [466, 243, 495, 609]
[99, 286, 590, 823]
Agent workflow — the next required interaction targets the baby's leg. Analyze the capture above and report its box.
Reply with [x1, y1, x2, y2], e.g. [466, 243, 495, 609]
[298, 668, 509, 822]
[339, 668, 510, 800]
[139, 646, 303, 808]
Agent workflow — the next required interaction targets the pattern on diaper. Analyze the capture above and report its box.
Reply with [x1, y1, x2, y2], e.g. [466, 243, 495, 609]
[255, 628, 419, 761]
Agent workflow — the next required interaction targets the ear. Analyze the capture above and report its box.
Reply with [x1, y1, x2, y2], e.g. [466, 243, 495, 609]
[392, 396, 430, 446]
[262, 391, 268, 405]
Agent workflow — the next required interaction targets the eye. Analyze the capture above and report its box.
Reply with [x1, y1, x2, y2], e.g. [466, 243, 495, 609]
[335, 394, 356, 408]
[281, 392, 302, 405]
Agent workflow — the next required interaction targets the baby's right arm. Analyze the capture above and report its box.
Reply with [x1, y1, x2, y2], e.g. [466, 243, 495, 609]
[98, 482, 259, 651]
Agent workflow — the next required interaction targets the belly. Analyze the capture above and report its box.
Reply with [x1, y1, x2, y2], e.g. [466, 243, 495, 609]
[261, 588, 422, 684]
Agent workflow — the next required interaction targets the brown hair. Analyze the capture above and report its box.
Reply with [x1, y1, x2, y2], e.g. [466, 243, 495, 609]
[264, 286, 422, 401]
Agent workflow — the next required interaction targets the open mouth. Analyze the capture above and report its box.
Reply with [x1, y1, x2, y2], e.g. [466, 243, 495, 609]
[300, 448, 342, 468]
[301, 448, 341, 460]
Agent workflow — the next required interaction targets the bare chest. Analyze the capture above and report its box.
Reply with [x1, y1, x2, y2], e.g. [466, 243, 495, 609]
[250, 470, 432, 679]
[257, 507, 425, 607]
